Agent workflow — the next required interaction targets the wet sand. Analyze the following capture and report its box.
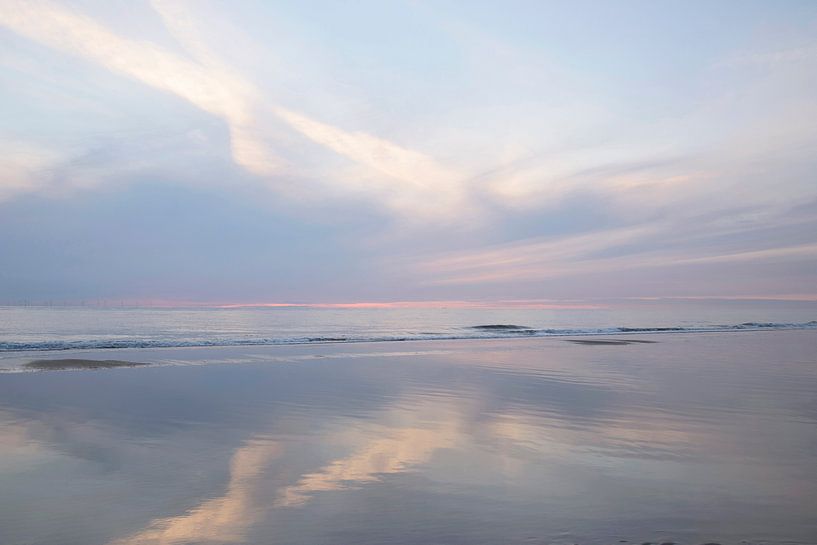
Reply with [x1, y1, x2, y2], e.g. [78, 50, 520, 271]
[1, 331, 816, 545]
[24, 359, 150, 370]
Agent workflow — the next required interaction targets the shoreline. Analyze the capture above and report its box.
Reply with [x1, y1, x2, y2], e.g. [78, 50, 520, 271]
[1, 319, 815, 354]
[2, 328, 815, 374]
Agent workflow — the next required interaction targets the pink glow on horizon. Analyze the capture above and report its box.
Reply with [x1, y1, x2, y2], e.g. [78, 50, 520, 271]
[59, 294, 817, 309]
[622, 294, 817, 302]
[213, 300, 607, 310]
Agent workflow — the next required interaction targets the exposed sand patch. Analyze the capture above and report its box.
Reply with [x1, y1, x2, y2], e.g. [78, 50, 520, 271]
[24, 359, 150, 371]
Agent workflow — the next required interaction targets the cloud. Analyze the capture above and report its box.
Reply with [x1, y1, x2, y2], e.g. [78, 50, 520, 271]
[270, 106, 468, 218]
[0, 0, 470, 220]
[413, 224, 657, 282]
[412, 223, 817, 287]
[0, 0, 279, 178]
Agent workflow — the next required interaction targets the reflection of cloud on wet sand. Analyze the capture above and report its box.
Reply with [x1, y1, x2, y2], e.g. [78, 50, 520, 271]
[108, 399, 463, 543]
[108, 439, 279, 545]
[106, 386, 709, 545]
[0, 413, 48, 470]
[488, 412, 702, 462]
[275, 404, 461, 507]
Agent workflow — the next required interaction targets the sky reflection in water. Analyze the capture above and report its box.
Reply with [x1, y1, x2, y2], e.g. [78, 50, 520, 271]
[1, 332, 816, 545]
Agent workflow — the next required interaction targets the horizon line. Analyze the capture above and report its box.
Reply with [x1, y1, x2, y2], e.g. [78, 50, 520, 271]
[3, 294, 817, 309]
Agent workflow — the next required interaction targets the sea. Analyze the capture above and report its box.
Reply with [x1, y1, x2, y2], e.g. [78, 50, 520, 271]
[0, 299, 815, 355]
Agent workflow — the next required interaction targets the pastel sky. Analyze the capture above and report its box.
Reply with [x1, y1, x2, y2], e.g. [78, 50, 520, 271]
[1, 0, 816, 305]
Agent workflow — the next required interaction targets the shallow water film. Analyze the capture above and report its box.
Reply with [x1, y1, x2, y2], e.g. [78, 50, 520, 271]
[1, 331, 816, 545]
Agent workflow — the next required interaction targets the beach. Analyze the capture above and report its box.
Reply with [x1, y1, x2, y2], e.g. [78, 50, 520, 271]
[1, 330, 816, 545]
[3, 0, 817, 542]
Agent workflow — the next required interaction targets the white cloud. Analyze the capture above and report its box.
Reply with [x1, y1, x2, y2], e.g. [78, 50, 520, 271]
[0, 0, 471, 220]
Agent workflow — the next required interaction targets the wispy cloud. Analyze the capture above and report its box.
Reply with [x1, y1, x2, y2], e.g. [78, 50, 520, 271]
[0, 0, 278, 178]
[270, 106, 468, 217]
[0, 0, 468, 219]
[412, 226, 817, 287]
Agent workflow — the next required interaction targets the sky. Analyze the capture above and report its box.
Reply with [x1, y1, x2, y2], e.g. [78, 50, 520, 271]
[1, 0, 816, 305]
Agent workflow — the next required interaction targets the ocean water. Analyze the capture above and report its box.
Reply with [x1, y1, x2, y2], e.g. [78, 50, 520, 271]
[0, 332, 816, 544]
[0, 300, 815, 355]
